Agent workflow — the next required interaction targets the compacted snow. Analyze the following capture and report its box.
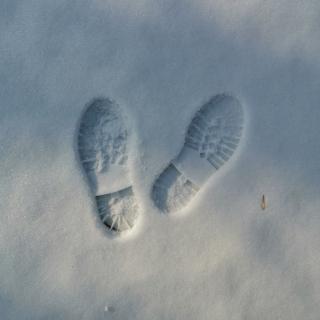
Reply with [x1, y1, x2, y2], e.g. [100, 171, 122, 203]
[1, 1, 320, 319]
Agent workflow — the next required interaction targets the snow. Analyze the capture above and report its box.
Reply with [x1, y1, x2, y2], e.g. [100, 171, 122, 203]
[1, 0, 320, 319]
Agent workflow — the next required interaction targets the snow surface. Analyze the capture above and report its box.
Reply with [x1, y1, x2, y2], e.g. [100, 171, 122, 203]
[1, 0, 320, 319]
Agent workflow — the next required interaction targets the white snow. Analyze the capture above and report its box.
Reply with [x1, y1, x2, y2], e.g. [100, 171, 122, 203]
[1, 0, 320, 319]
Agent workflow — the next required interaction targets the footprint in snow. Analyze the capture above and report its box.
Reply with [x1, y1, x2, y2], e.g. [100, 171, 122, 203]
[76, 93, 245, 233]
[151, 94, 244, 214]
[77, 98, 138, 233]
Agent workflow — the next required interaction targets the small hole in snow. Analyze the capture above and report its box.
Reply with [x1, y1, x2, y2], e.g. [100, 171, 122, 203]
[104, 306, 115, 314]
